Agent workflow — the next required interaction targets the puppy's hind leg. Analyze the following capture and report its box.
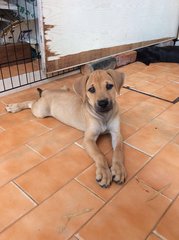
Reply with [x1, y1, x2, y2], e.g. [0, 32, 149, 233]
[6, 101, 35, 113]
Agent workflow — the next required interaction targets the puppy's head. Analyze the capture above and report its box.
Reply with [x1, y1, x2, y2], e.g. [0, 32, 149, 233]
[73, 69, 124, 113]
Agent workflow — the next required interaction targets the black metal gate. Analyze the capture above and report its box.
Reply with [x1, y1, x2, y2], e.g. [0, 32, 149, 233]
[0, 0, 42, 93]
[0, 0, 78, 94]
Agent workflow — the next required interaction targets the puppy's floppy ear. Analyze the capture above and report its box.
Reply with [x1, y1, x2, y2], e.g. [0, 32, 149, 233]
[107, 69, 124, 94]
[73, 75, 89, 102]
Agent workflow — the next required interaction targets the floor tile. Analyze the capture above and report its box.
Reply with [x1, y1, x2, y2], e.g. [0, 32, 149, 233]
[1, 87, 38, 104]
[173, 134, 179, 145]
[141, 65, 168, 77]
[127, 61, 147, 72]
[121, 121, 137, 140]
[146, 97, 171, 108]
[125, 118, 178, 156]
[151, 75, 171, 86]
[55, 73, 81, 89]
[127, 72, 156, 83]
[137, 142, 179, 199]
[117, 65, 137, 77]
[153, 82, 179, 101]
[158, 103, 179, 128]
[0, 180, 103, 240]
[0, 121, 48, 156]
[76, 144, 150, 201]
[0, 145, 44, 187]
[117, 91, 149, 113]
[118, 62, 147, 77]
[35, 117, 62, 129]
[0, 182, 36, 233]
[155, 196, 179, 240]
[77, 179, 170, 240]
[125, 72, 164, 94]
[38, 81, 63, 91]
[153, 62, 179, 69]
[121, 100, 167, 130]
[169, 65, 179, 75]
[126, 80, 163, 95]
[0, 110, 35, 130]
[152, 72, 179, 85]
[0, 102, 6, 115]
[15, 145, 93, 203]
[27, 124, 83, 158]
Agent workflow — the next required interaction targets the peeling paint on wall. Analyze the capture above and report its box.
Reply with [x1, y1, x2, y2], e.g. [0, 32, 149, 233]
[44, 23, 60, 58]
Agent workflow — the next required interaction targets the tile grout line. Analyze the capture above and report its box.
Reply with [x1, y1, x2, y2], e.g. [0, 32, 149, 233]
[29, 119, 52, 131]
[123, 86, 177, 104]
[152, 230, 167, 240]
[124, 142, 152, 157]
[74, 141, 84, 149]
[12, 181, 38, 205]
[74, 177, 106, 203]
[25, 144, 47, 159]
[71, 235, 80, 240]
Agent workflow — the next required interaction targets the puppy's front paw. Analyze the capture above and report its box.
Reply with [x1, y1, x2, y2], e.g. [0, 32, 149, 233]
[111, 163, 127, 184]
[96, 166, 112, 188]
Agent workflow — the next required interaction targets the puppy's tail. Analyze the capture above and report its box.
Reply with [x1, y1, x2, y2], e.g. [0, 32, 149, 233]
[37, 88, 43, 97]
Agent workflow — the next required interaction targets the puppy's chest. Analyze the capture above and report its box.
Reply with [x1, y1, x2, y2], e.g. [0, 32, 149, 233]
[98, 116, 119, 134]
[99, 121, 110, 134]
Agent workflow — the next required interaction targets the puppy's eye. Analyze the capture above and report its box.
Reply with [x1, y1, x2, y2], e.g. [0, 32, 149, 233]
[88, 86, 95, 93]
[106, 83, 114, 90]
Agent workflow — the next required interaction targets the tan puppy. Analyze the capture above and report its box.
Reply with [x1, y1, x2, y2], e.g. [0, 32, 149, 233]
[6, 69, 127, 188]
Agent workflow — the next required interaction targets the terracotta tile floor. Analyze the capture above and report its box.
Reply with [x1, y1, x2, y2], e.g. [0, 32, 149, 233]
[0, 62, 179, 239]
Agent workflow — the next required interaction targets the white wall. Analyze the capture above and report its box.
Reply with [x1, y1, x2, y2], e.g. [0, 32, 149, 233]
[42, 0, 179, 59]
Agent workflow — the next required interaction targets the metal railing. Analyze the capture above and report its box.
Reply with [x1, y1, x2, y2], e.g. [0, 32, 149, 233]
[0, 0, 78, 94]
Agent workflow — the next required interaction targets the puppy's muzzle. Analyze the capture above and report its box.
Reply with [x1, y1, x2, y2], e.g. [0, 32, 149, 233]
[96, 98, 113, 113]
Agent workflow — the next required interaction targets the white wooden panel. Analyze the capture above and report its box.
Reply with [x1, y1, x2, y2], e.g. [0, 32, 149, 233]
[41, 0, 179, 71]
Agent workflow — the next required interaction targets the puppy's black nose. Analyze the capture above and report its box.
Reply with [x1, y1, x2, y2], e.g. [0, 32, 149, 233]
[98, 99, 109, 108]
